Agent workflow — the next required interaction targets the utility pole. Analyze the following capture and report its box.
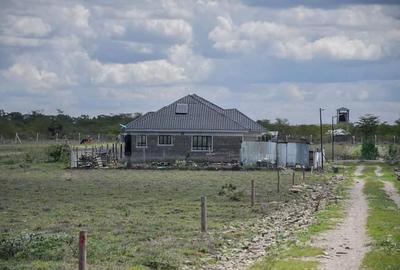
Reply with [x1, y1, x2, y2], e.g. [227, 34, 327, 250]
[331, 115, 337, 162]
[319, 108, 324, 170]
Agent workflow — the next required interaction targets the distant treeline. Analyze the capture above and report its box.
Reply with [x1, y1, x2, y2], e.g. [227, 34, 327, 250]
[0, 109, 141, 139]
[257, 117, 400, 140]
[0, 110, 399, 141]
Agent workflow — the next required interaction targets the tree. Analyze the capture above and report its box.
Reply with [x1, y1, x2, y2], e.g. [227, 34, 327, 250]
[274, 118, 289, 126]
[356, 114, 380, 160]
[355, 114, 380, 141]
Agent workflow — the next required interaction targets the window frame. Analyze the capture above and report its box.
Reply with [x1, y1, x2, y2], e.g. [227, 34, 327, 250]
[157, 135, 173, 146]
[136, 135, 147, 148]
[191, 135, 213, 152]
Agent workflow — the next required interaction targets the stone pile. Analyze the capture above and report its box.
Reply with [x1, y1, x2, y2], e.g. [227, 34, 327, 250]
[395, 168, 400, 180]
[186, 175, 345, 270]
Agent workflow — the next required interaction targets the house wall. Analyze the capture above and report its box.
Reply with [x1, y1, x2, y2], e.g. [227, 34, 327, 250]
[127, 134, 242, 163]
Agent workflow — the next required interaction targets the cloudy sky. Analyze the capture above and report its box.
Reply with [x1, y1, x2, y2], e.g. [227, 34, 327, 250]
[0, 0, 399, 124]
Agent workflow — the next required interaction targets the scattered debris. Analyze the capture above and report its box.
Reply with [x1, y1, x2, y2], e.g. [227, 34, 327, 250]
[394, 168, 400, 181]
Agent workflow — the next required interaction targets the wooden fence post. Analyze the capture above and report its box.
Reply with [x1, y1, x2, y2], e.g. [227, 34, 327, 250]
[302, 167, 305, 181]
[120, 143, 123, 159]
[292, 171, 295, 186]
[251, 179, 255, 207]
[78, 133, 81, 144]
[277, 168, 280, 193]
[112, 143, 115, 159]
[79, 231, 87, 270]
[76, 147, 79, 168]
[201, 196, 207, 233]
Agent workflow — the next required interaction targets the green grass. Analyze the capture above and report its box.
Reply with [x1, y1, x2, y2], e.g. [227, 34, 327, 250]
[0, 144, 321, 270]
[251, 258, 319, 270]
[362, 164, 400, 270]
[282, 246, 324, 258]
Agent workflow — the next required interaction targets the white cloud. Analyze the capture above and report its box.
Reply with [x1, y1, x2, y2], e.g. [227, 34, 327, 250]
[3, 62, 59, 92]
[1, 16, 51, 37]
[90, 59, 186, 86]
[138, 19, 193, 43]
[208, 4, 399, 60]
[67, 5, 91, 30]
[102, 21, 125, 37]
[276, 36, 383, 60]
[209, 16, 255, 53]
[168, 44, 213, 81]
[0, 35, 43, 47]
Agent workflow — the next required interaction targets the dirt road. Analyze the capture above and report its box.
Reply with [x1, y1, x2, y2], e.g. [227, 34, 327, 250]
[314, 165, 369, 270]
[376, 165, 400, 208]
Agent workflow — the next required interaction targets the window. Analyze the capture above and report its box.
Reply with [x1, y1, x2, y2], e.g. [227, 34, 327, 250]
[158, 135, 172, 146]
[176, 103, 188, 114]
[192, 136, 212, 151]
[136, 135, 147, 148]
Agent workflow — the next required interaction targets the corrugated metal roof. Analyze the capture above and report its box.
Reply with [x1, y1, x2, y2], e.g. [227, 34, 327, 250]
[125, 94, 265, 133]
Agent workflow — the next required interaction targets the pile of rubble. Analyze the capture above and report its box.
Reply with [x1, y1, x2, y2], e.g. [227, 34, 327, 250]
[78, 153, 107, 168]
[187, 174, 346, 270]
[395, 168, 400, 181]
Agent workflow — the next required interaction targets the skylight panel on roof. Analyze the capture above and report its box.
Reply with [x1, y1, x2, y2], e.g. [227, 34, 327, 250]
[176, 103, 188, 114]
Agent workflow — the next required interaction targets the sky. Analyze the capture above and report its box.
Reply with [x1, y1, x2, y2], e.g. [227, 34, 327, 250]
[0, 0, 399, 124]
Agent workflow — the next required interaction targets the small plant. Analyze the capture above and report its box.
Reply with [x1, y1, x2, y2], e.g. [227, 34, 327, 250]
[137, 247, 181, 270]
[218, 183, 244, 201]
[361, 142, 378, 160]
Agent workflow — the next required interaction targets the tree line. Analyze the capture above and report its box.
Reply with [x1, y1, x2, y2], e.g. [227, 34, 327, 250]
[0, 109, 141, 140]
[257, 116, 400, 140]
[0, 109, 399, 141]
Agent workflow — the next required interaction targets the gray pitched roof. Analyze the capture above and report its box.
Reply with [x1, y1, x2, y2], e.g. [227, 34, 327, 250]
[125, 94, 265, 133]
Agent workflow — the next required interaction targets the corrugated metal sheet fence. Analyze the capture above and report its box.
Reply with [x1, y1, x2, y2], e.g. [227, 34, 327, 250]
[241, 141, 310, 168]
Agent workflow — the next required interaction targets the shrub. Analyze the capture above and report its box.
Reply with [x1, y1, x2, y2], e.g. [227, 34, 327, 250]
[0, 232, 73, 260]
[388, 145, 399, 161]
[361, 142, 378, 160]
[47, 144, 70, 163]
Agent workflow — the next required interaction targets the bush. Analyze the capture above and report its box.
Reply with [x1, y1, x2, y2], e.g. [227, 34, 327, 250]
[47, 144, 70, 163]
[361, 142, 378, 160]
[388, 145, 399, 161]
[0, 232, 73, 260]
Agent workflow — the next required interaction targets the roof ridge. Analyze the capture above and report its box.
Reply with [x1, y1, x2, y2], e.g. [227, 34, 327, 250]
[124, 111, 153, 127]
[227, 108, 265, 130]
[190, 94, 248, 130]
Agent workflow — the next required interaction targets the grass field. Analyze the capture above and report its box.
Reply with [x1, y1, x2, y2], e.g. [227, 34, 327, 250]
[0, 144, 321, 270]
[362, 164, 400, 270]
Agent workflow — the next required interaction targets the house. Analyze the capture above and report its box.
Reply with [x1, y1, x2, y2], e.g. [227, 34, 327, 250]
[123, 94, 265, 163]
